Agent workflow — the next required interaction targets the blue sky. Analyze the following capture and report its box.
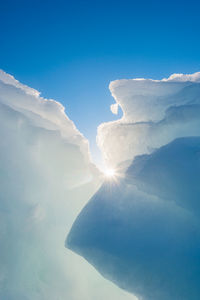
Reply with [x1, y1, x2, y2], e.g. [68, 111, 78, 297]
[1, 0, 200, 165]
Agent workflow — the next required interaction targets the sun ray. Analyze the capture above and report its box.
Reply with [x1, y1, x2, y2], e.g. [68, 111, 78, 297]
[103, 168, 116, 178]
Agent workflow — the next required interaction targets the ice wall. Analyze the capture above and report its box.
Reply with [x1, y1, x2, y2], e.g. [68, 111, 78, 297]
[68, 72, 200, 300]
[0, 71, 137, 300]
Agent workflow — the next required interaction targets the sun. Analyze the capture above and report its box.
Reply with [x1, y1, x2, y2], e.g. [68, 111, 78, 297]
[103, 168, 116, 178]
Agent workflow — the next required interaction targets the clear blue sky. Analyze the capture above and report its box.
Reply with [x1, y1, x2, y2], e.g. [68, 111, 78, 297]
[1, 0, 200, 165]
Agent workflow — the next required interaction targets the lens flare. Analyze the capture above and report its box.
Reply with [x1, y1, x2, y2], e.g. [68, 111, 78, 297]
[104, 168, 116, 178]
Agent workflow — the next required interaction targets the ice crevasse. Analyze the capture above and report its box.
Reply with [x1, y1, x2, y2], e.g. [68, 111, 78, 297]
[1, 69, 200, 300]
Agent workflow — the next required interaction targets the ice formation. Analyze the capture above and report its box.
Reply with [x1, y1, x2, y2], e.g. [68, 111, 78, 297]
[98, 72, 200, 168]
[68, 72, 200, 300]
[0, 70, 137, 300]
[1, 69, 200, 300]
